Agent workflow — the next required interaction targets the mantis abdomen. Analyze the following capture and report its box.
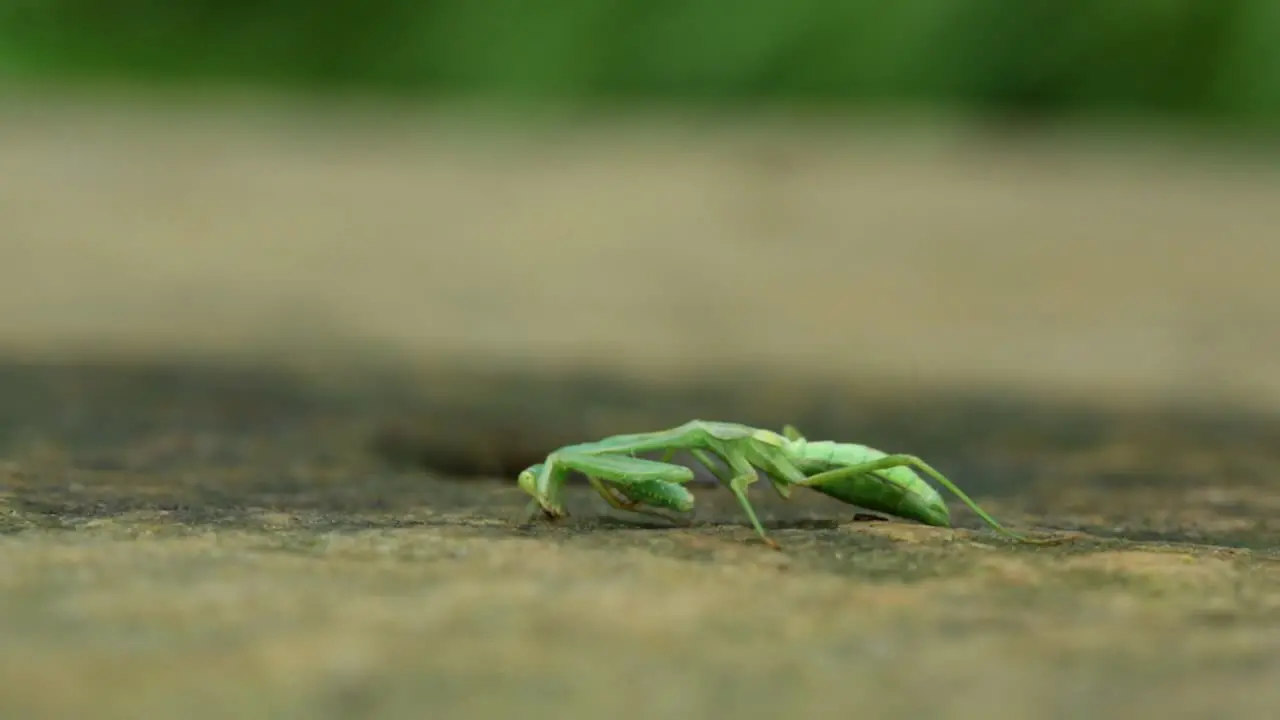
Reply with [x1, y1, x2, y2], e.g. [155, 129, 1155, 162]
[791, 441, 952, 527]
[803, 466, 949, 527]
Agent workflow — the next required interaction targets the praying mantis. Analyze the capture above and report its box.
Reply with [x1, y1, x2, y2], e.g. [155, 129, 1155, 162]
[515, 419, 1057, 550]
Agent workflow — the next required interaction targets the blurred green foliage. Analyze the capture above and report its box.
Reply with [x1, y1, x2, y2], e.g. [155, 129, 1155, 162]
[2, 0, 1279, 127]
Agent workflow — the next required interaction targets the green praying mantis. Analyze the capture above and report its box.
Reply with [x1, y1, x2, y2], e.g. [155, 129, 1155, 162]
[516, 419, 1058, 550]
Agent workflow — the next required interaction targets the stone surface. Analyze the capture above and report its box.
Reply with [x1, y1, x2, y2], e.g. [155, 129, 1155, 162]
[1, 361, 1279, 719]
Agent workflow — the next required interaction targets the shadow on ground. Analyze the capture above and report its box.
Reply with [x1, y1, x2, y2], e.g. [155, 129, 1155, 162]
[2, 358, 1280, 719]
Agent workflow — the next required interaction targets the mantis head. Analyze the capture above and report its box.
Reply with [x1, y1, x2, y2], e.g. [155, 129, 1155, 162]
[517, 463, 564, 517]
[516, 464, 541, 497]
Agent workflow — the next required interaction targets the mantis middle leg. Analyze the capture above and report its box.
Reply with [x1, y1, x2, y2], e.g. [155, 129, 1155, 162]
[713, 445, 781, 551]
[679, 446, 801, 500]
[658, 445, 780, 549]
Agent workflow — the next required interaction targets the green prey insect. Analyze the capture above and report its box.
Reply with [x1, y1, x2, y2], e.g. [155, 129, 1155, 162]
[516, 419, 1053, 550]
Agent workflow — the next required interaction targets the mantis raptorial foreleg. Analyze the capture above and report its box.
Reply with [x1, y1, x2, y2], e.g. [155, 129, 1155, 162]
[796, 454, 1059, 544]
[585, 476, 691, 525]
[550, 451, 696, 524]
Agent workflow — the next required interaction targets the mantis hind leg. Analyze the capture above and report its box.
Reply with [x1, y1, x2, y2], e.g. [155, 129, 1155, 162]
[799, 454, 1060, 544]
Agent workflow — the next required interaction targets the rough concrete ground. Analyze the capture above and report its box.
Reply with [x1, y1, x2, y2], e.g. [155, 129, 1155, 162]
[3, 361, 1280, 720]
[2, 95, 1280, 718]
